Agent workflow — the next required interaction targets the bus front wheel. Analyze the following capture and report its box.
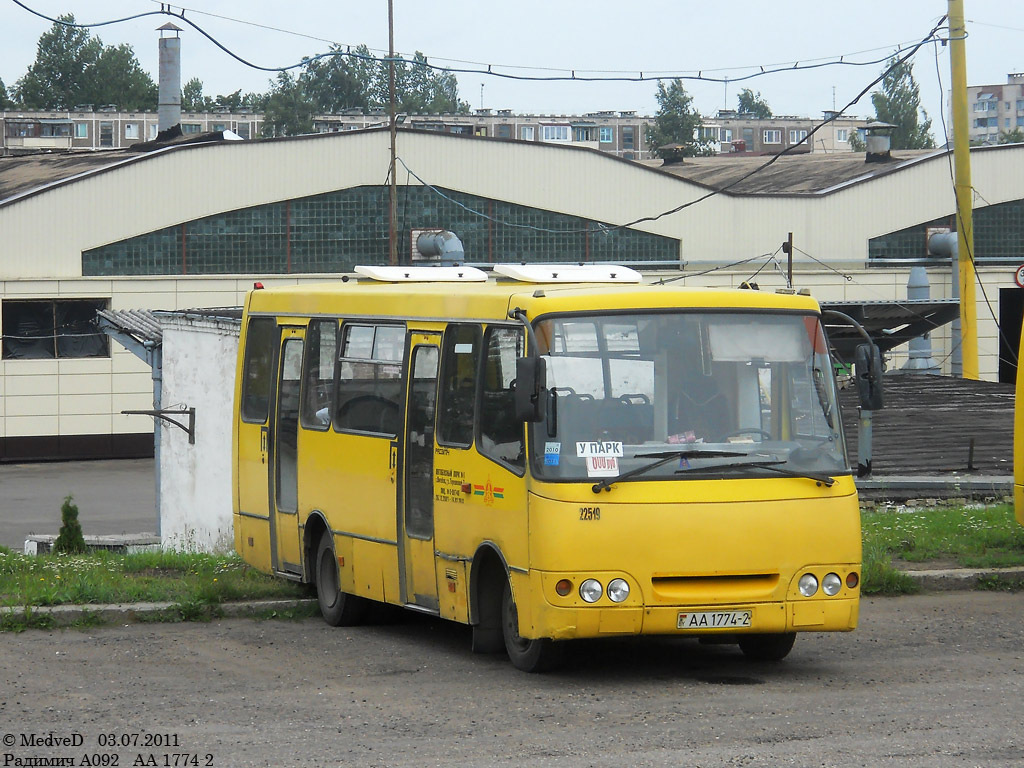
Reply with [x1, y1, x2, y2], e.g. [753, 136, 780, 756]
[738, 632, 796, 661]
[315, 531, 367, 627]
[501, 581, 562, 673]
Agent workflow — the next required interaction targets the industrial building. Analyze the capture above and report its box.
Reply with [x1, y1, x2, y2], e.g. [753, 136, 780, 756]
[1, 126, 1022, 461]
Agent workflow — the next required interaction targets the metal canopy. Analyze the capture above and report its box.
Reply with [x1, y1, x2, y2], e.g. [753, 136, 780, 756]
[819, 298, 960, 364]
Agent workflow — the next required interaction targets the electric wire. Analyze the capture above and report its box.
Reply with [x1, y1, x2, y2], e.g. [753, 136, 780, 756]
[10, 0, 946, 87]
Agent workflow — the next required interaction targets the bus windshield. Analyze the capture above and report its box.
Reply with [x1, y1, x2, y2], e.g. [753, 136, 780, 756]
[530, 311, 849, 483]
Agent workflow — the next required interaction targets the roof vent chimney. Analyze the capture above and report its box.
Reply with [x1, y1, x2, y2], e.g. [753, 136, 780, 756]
[865, 121, 895, 163]
[157, 22, 182, 133]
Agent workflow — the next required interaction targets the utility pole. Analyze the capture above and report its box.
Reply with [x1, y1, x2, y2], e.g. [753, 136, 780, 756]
[387, 0, 398, 265]
[949, 0, 979, 378]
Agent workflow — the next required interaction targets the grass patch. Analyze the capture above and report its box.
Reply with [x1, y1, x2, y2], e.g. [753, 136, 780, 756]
[861, 503, 1024, 594]
[0, 549, 306, 620]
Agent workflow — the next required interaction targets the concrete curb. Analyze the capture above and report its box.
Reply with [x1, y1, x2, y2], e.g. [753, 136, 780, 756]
[5, 567, 1024, 629]
[1, 598, 317, 627]
[899, 566, 1024, 591]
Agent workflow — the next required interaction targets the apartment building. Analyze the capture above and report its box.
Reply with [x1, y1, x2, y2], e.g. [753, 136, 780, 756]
[1, 107, 263, 153]
[964, 73, 1024, 145]
[313, 108, 654, 159]
[3, 106, 868, 158]
[697, 110, 867, 154]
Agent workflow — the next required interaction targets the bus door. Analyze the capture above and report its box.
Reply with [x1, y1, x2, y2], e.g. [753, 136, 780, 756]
[402, 334, 441, 610]
[269, 326, 305, 576]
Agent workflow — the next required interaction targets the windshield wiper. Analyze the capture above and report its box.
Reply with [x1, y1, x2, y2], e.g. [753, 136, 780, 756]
[675, 458, 836, 487]
[591, 449, 748, 493]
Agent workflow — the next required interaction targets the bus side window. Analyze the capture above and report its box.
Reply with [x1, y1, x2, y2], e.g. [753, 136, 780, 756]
[240, 317, 277, 423]
[334, 323, 405, 436]
[299, 319, 338, 430]
[437, 324, 481, 447]
[479, 326, 524, 470]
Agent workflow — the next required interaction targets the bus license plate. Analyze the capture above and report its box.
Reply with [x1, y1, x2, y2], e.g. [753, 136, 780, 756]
[677, 610, 752, 630]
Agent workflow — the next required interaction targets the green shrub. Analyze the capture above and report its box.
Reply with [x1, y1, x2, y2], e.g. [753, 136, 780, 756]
[53, 495, 87, 555]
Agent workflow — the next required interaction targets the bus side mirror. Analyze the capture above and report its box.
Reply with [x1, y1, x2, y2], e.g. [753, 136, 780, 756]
[514, 356, 546, 422]
[854, 343, 884, 411]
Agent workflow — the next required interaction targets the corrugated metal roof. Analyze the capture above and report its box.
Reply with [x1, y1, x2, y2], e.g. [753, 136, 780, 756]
[97, 309, 163, 343]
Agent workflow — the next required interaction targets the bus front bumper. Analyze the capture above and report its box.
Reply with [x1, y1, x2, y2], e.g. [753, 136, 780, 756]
[529, 597, 859, 641]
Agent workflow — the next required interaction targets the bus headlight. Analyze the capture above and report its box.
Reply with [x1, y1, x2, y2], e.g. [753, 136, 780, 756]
[607, 578, 630, 603]
[822, 573, 843, 596]
[798, 573, 819, 597]
[580, 579, 603, 603]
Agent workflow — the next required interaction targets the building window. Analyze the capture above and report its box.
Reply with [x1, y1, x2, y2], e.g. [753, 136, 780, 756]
[599, 126, 613, 143]
[1017, 116, 1024, 127]
[99, 121, 113, 147]
[836, 128, 849, 142]
[1017, 100, 1024, 111]
[699, 126, 717, 141]
[763, 129, 782, 144]
[542, 125, 570, 142]
[573, 126, 596, 141]
[789, 129, 808, 144]
[622, 126, 635, 149]
[181, 123, 202, 134]
[74, 122, 88, 138]
[520, 125, 535, 141]
[495, 124, 512, 139]
[235, 122, 250, 139]
[148, 124, 158, 139]
[212, 123, 226, 132]
[1, 299, 109, 359]
[125, 123, 140, 139]
[719, 128, 732, 142]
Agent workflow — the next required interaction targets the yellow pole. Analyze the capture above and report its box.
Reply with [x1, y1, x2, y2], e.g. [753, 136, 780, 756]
[949, 0, 979, 379]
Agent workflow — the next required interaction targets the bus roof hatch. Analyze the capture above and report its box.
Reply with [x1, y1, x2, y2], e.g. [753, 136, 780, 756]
[354, 265, 488, 282]
[493, 264, 643, 283]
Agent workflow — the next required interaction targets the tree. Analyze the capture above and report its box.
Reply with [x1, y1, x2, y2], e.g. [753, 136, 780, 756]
[54, 495, 86, 555]
[737, 88, 772, 118]
[645, 79, 712, 160]
[998, 128, 1024, 145]
[14, 15, 155, 110]
[182, 77, 213, 112]
[0, 77, 12, 109]
[261, 71, 315, 137]
[301, 46, 371, 113]
[15, 14, 102, 109]
[88, 42, 157, 110]
[870, 57, 935, 150]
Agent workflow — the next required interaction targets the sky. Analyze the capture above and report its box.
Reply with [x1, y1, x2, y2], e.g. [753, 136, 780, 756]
[2, 0, 1024, 137]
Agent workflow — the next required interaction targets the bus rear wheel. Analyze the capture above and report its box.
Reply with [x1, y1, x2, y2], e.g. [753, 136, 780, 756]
[501, 581, 562, 673]
[738, 632, 796, 661]
[315, 531, 367, 627]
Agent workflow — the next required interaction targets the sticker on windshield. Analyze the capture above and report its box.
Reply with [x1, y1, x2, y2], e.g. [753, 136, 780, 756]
[575, 441, 624, 458]
[544, 442, 561, 466]
[585, 455, 619, 477]
[577, 442, 622, 476]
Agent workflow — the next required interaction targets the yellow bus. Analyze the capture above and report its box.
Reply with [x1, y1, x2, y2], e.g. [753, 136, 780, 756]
[233, 264, 865, 671]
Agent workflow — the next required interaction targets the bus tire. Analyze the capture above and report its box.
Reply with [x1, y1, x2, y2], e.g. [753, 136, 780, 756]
[501, 580, 562, 673]
[738, 632, 796, 661]
[315, 531, 367, 627]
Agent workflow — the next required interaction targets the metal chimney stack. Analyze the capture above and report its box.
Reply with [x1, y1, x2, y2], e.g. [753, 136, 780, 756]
[157, 22, 183, 132]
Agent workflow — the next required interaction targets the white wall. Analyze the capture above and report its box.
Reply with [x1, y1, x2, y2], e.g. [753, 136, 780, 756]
[157, 315, 239, 553]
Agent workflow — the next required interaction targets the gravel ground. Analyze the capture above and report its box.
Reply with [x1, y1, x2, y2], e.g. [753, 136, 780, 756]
[2, 591, 1023, 767]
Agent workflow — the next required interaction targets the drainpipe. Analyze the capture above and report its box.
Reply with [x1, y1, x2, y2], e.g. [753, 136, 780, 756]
[146, 340, 163, 538]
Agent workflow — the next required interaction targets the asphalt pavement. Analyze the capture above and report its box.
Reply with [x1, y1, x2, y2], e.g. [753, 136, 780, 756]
[0, 458, 156, 550]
